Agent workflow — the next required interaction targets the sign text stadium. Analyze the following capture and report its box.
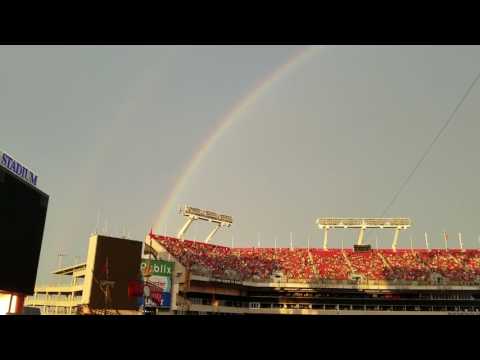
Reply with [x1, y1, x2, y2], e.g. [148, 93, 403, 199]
[0, 150, 38, 187]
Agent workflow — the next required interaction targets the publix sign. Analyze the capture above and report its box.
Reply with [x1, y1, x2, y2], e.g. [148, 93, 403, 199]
[140, 259, 174, 309]
[140, 259, 174, 277]
[0, 150, 38, 187]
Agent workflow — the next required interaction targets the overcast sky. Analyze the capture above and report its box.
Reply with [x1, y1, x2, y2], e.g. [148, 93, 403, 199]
[2, 45, 480, 284]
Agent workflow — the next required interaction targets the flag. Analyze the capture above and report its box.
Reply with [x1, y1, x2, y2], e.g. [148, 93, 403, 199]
[100, 257, 109, 279]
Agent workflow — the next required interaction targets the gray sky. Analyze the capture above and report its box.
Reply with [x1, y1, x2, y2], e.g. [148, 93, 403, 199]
[1, 45, 480, 284]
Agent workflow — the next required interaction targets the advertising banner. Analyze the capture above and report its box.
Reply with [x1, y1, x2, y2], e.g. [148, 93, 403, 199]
[140, 259, 174, 309]
[141, 259, 174, 277]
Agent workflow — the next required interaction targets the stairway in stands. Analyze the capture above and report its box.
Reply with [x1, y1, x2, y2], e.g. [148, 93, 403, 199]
[412, 251, 433, 276]
[413, 251, 429, 267]
[377, 251, 392, 270]
[341, 250, 355, 274]
[307, 251, 318, 277]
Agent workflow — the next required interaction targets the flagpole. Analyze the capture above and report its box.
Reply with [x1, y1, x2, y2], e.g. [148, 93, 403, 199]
[105, 256, 109, 315]
[425, 232, 429, 251]
[96, 210, 100, 235]
[444, 231, 448, 250]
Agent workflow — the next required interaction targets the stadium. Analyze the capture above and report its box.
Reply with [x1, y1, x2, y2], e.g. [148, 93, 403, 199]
[138, 206, 480, 315]
[4, 46, 480, 316]
[23, 205, 480, 315]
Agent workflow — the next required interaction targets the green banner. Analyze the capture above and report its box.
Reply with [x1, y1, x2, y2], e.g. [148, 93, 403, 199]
[140, 259, 174, 277]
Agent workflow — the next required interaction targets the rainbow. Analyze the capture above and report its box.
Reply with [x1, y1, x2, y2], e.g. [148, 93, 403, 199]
[153, 45, 325, 232]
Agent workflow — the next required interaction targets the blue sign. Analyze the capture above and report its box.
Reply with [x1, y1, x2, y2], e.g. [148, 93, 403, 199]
[160, 292, 171, 308]
[0, 150, 38, 187]
[144, 291, 171, 308]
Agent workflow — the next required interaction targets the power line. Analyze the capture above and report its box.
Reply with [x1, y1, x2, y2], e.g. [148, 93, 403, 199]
[380, 69, 480, 218]
[366, 69, 480, 245]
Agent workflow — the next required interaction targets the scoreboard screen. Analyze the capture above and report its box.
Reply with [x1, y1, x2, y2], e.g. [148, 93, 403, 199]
[86, 236, 143, 311]
[0, 166, 49, 294]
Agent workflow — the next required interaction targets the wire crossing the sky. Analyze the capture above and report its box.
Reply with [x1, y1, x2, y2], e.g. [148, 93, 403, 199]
[380, 69, 480, 218]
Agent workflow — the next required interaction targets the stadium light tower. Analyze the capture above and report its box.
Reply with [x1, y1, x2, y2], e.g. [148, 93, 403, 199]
[316, 218, 411, 251]
[177, 205, 233, 243]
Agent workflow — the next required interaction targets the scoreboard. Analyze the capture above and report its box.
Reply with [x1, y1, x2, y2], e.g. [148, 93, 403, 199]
[0, 162, 49, 295]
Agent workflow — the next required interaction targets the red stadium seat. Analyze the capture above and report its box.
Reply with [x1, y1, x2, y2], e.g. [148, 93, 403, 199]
[149, 235, 480, 284]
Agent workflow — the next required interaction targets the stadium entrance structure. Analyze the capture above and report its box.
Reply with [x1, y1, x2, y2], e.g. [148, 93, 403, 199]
[316, 218, 411, 251]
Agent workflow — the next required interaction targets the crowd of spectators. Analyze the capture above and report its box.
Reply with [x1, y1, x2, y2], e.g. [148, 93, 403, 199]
[415, 249, 480, 282]
[379, 249, 431, 281]
[345, 250, 387, 280]
[310, 249, 350, 280]
[151, 235, 480, 284]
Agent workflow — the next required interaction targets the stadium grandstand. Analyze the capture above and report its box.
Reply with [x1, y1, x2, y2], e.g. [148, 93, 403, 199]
[146, 231, 480, 315]
[23, 206, 480, 315]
